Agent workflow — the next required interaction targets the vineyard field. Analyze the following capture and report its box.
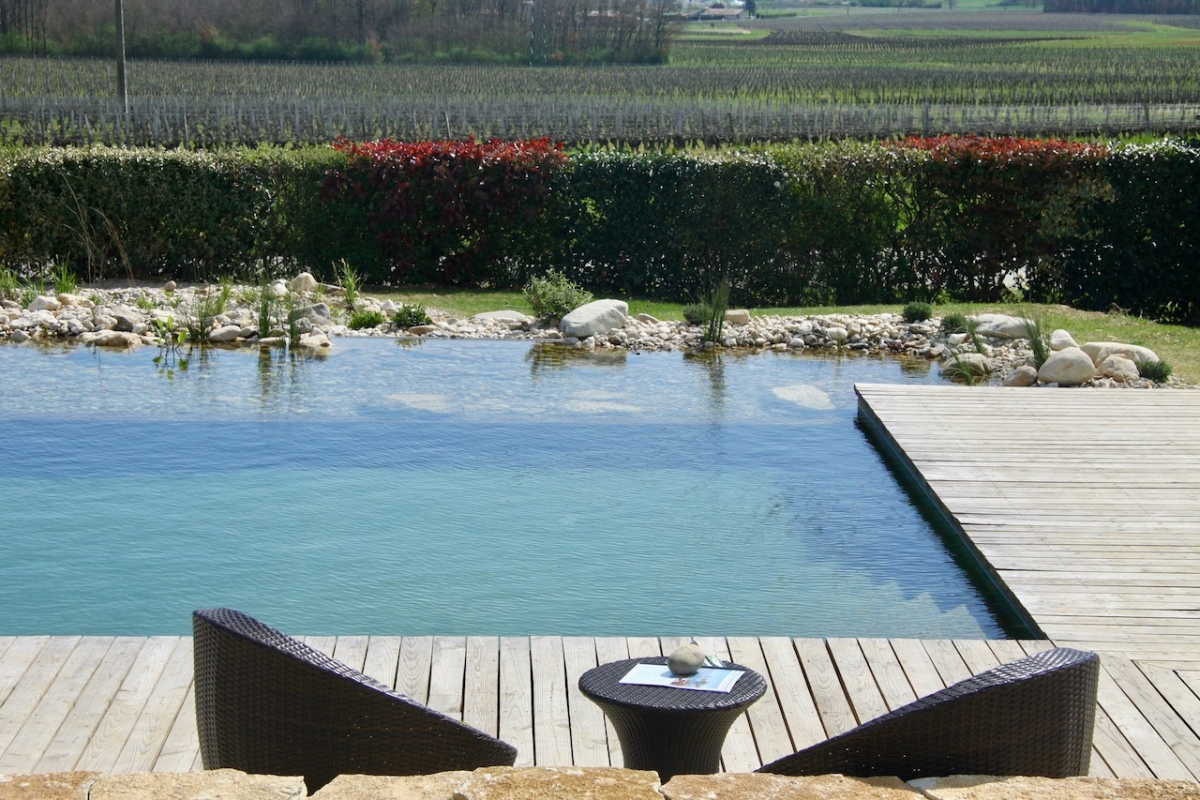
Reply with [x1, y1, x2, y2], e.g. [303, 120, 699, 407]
[1, 10, 1197, 144]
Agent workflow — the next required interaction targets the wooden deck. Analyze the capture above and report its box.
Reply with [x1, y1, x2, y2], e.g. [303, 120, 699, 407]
[4, 634, 1200, 781]
[4, 384, 1200, 782]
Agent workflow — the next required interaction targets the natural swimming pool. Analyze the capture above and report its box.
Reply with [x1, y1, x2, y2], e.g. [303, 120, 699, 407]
[0, 338, 1014, 637]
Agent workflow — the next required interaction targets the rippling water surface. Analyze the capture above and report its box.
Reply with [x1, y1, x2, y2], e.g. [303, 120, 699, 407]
[0, 338, 1010, 637]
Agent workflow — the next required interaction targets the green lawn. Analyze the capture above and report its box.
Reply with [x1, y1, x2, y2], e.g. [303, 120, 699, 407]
[371, 289, 1200, 383]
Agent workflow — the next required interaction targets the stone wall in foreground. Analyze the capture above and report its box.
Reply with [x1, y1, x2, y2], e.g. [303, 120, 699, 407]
[3, 767, 1199, 800]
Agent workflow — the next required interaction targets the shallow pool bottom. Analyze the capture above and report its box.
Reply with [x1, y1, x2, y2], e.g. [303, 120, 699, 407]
[0, 338, 1010, 638]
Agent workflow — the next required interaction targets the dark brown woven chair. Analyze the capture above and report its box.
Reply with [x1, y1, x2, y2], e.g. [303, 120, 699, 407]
[193, 608, 517, 792]
[757, 646, 1098, 780]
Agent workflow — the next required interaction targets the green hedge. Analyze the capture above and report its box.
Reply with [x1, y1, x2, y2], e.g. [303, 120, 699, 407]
[1, 139, 1197, 324]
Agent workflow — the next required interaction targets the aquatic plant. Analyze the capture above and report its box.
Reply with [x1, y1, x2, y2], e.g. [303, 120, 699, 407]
[702, 276, 731, 345]
[1020, 314, 1051, 370]
[392, 303, 432, 328]
[338, 261, 360, 311]
[349, 309, 386, 329]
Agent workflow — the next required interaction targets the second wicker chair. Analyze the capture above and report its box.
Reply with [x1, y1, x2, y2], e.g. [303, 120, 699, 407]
[193, 608, 517, 792]
[757, 646, 1099, 780]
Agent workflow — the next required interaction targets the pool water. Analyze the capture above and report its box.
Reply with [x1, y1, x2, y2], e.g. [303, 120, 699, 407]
[0, 338, 1011, 637]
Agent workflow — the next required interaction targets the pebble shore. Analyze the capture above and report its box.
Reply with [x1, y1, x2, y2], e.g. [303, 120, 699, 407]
[0, 279, 1191, 390]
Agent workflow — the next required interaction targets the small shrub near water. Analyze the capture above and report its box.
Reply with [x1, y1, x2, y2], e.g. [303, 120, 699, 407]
[52, 264, 77, 295]
[1138, 359, 1173, 383]
[348, 308, 386, 329]
[392, 303, 432, 328]
[682, 303, 709, 325]
[903, 301, 933, 323]
[940, 312, 968, 334]
[524, 271, 593, 321]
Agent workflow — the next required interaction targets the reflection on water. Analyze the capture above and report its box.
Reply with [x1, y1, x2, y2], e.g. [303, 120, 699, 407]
[0, 338, 1012, 637]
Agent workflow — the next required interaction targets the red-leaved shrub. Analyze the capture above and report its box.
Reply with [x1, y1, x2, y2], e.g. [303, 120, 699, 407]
[322, 137, 566, 286]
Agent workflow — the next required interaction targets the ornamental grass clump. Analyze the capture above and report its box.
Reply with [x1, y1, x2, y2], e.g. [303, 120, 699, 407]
[940, 312, 968, 334]
[1138, 359, 1173, 383]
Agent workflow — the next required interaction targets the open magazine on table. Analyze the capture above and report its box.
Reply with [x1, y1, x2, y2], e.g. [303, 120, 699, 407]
[619, 662, 745, 693]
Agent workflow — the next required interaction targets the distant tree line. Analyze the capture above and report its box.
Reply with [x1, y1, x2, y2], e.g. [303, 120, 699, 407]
[0, 0, 679, 63]
[1043, 0, 1198, 12]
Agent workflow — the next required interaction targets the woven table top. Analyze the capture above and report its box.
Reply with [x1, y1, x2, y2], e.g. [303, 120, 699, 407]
[578, 656, 767, 713]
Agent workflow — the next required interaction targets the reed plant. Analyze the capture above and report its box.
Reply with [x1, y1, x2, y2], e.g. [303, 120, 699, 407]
[0, 267, 18, 300]
[51, 264, 77, 295]
[703, 276, 731, 345]
[339, 261, 360, 311]
[1138, 359, 1173, 383]
[1020, 313, 1052, 370]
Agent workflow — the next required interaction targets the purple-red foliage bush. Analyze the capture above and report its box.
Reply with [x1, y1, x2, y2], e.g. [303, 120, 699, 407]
[321, 137, 566, 286]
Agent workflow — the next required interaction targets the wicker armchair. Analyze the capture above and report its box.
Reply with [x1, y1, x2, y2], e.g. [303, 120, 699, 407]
[757, 647, 1099, 780]
[193, 608, 517, 791]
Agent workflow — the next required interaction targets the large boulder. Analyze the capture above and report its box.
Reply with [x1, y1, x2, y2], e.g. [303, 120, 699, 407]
[288, 272, 318, 293]
[27, 295, 61, 312]
[663, 773, 917, 800]
[1049, 329, 1078, 351]
[968, 313, 1035, 339]
[1081, 341, 1159, 366]
[560, 299, 628, 339]
[1097, 353, 1140, 382]
[1037, 347, 1096, 386]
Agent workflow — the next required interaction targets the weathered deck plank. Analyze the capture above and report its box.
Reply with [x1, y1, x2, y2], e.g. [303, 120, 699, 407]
[0, 635, 1191, 781]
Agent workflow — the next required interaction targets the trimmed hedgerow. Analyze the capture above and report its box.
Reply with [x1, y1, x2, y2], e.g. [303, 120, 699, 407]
[0, 138, 1196, 326]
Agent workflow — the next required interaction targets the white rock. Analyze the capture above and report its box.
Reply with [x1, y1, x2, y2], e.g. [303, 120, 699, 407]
[93, 330, 142, 348]
[942, 352, 993, 378]
[1082, 341, 1160, 366]
[1049, 329, 1078, 351]
[471, 310, 532, 324]
[271, 281, 289, 298]
[1002, 365, 1039, 387]
[299, 332, 331, 348]
[969, 313, 1035, 339]
[724, 309, 751, 325]
[27, 295, 61, 312]
[1097, 354, 1140, 382]
[560, 299, 628, 339]
[163, 280, 177, 293]
[826, 327, 849, 343]
[288, 272, 318, 293]
[1037, 347, 1096, 387]
[9, 329, 30, 343]
[56, 293, 92, 308]
[110, 308, 142, 332]
[635, 313, 659, 324]
[208, 324, 242, 343]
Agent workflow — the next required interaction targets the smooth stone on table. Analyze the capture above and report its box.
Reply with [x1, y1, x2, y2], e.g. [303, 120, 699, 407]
[560, 299, 629, 339]
[667, 642, 706, 675]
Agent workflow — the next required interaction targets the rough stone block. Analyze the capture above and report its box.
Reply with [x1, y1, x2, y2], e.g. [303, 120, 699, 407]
[0, 773, 96, 800]
[88, 769, 305, 800]
[662, 773, 918, 800]
[310, 772, 472, 800]
[909, 775, 1200, 800]
[454, 766, 660, 800]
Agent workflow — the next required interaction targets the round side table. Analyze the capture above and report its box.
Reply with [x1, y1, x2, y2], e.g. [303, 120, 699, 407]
[578, 656, 768, 781]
